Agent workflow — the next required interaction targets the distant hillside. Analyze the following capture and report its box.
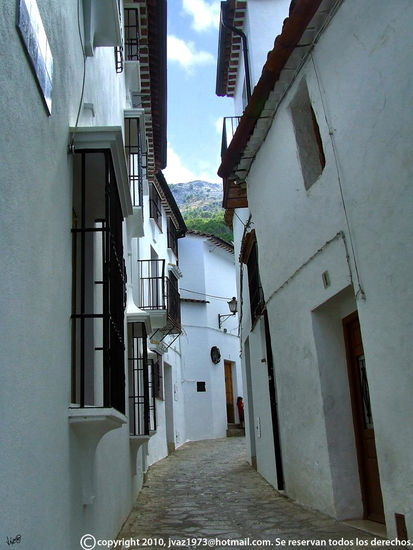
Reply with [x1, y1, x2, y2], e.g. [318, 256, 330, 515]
[170, 181, 233, 243]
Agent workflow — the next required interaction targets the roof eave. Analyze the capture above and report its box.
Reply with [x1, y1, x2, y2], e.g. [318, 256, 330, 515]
[218, 0, 324, 179]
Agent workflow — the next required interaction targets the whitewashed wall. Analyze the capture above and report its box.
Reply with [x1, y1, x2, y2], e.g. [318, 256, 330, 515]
[233, 0, 290, 115]
[179, 234, 242, 441]
[0, 1, 175, 548]
[242, 0, 413, 535]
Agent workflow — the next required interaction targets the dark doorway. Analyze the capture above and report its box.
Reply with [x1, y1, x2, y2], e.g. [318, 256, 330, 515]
[224, 360, 235, 423]
[343, 312, 385, 524]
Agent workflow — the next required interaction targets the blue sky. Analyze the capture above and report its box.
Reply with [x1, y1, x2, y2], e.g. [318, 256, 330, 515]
[163, 0, 233, 184]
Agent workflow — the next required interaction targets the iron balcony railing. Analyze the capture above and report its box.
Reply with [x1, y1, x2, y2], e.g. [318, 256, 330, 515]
[221, 116, 241, 159]
[124, 7, 139, 61]
[138, 259, 166, 310]
[138, 259, 181, 330]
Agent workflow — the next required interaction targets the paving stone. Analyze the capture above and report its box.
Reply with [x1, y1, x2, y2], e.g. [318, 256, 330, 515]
[117, 438, 384, 550]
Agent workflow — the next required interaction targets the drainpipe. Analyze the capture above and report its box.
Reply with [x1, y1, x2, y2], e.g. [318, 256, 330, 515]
[221, 4, 252, 103]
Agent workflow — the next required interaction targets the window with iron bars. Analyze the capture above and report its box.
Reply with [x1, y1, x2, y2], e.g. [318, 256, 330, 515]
[124, 7, 139, 61]
[149, 183, 162, 230]
[167, 273, 181, 329]
[247, 241, 265, 325]
[152, 353, 163, 400]
[71, 150, 126, 414]
[128, 322, 148, 435]
[125, 117, 144, 208]
[167, 217, 178, 257]
[114, 0, 125, 72]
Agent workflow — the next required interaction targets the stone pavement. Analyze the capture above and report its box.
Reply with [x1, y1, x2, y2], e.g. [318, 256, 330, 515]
[117, 437, 383, 549]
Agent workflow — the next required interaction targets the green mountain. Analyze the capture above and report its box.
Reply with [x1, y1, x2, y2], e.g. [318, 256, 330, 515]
[169, 181, 233, 244]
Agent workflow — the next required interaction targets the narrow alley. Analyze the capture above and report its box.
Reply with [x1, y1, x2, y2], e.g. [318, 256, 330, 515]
[117, 437, 383, 549]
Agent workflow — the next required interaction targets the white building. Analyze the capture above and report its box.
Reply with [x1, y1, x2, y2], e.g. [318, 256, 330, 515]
[0, 1, 187, 548]
[216, 0, 413, 539]
[179, 231, 243, 441]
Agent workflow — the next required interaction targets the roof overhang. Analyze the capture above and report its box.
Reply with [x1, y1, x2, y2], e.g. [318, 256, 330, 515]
[155, 171, 187, 236]
[138, 0, 167, 177]
[216, 1, 247, 97]
[218, 0, 342, 183]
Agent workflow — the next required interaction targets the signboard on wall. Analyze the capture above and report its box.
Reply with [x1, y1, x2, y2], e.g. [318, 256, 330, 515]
[17, 0, 53, 114]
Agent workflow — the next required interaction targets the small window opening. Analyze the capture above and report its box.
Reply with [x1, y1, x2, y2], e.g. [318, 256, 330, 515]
[290, 80, 325, 190]
[197, 382, 206, 392]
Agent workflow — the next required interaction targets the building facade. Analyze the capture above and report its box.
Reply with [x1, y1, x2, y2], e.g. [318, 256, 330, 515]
[216, 0, 413, 539]
[179, 231, 243, 441]
[0, 1, 187, 548]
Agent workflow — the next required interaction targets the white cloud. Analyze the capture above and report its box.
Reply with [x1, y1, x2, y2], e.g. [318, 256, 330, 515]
[167, 35, 214, 72]
[163, 145, 197, 184]
[182, 0, 220, 31]
[164, 145, 221, 184]
[215, 116, 223, 135]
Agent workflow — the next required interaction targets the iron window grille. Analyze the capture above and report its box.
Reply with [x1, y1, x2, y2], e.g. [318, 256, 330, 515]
[149, 183, 162, 230]
[115, 44, 124, 73]
[138, 259, 166, 310]
[152, 353, 163, 400]
[148, 358, 157, 431]
[114, 0, 124, 73]
[125, 117, 144, 208]
[167, 273, 181, 330]
[124, 7, 140, 61]
[71, 150, 126, 414]
[128, 322, 150, 436]
[247, 241, 265, 324]
[167, 217, 179, 257]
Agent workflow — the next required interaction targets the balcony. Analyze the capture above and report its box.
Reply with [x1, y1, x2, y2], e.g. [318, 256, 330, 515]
[221, 116, 241, 159]
[83, 0, 122, 57]
[138, 259, 166, 311]
[220, 116, 248, 210]
[124, 7, 140, 61]
[138, 260, 181, 338]
[124, 7, 141, 106]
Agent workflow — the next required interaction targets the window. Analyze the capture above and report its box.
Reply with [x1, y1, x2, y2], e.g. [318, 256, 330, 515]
[71, 151, 126, 413]
[128, 322, 149, 435]
[290, 80, 325, 190]
[125, 116, 144, 208]
[167, 217, 178, 257]
[167, 272, 181, 329]
[247, 241, 265, 324]
[149, 183, 162, 230]
[152, 353, 163, 400]
[197, 382, 206, 392]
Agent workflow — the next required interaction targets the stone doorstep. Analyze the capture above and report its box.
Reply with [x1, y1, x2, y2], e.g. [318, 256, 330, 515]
[226, 423, 245, 437]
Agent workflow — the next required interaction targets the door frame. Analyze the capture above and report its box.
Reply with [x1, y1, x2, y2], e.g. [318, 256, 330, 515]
[343, 311, 384, 523]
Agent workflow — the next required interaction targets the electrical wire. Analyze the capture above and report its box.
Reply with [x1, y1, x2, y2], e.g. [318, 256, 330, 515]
[311, 52, 365, 300]
[179, 288, 233, 301]
[69, 0, 87, 154]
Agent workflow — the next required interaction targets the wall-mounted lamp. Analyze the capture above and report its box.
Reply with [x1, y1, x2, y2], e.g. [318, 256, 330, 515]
[218, 297, 237, 329]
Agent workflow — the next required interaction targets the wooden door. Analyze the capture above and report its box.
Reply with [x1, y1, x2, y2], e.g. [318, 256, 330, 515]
[343, 312, 385, 524]
[224, 361, 235, 423]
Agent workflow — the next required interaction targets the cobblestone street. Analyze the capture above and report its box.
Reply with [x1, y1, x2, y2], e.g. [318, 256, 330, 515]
[117, 437, 385, 549]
